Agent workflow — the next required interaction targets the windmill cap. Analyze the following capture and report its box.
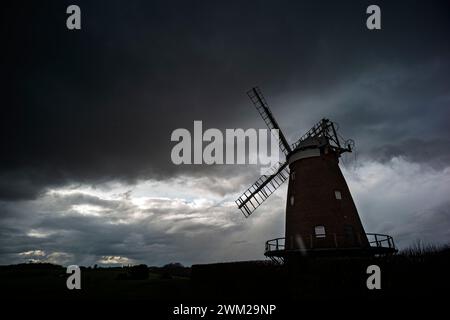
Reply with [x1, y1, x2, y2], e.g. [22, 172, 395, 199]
[293, 135, 328, 151]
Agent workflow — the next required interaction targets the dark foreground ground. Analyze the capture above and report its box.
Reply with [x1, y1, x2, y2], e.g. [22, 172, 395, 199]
[1, 247, 448, 305]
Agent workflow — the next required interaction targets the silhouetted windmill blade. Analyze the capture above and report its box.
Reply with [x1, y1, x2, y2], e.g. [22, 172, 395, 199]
[291, 118, 330, 149]
[290, 118, 352, 154]
[235, 161, 289, 217]
[247, 87, 292, 156]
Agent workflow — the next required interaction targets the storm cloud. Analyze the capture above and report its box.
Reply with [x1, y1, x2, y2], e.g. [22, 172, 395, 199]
[1, 0, 449, 265]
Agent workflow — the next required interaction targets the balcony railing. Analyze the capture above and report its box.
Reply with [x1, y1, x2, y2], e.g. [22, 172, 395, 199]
[265, 237, 286, 252]
[265, 233, 395, 254]
[366, 233, 396, 249]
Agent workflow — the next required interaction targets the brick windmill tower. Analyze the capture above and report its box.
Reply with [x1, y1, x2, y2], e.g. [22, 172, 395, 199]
[236, 87, 396, 263]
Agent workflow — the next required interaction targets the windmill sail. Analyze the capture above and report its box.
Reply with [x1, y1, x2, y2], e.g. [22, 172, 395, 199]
[235, 161, 289, 217]
[291, 118, 352, 155]
[247, 87, 292, 156]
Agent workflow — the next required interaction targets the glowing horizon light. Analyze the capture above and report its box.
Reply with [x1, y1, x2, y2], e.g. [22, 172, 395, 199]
[18, 250, 46, 257]
[98, 255, 133, 265]
[27, 229, 53, 238]
[71, 204, 108, 216]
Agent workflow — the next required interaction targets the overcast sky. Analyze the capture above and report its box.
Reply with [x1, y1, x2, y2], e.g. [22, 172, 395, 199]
[1, 0, 449, 266]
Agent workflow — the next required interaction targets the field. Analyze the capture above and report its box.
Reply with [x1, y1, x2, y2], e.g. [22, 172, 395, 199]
[1, 246, 448, 302]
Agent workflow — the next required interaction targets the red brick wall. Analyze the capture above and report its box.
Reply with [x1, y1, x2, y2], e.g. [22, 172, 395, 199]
[285, 149, 369, 250]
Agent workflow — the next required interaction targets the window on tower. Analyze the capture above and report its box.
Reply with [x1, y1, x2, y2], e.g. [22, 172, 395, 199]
[290, 195, 294, 206]
[291, 171, 295, 181]
[335, 190, 342, 200]
[314, 225, 326, 238]
[344, 225, 354, 238]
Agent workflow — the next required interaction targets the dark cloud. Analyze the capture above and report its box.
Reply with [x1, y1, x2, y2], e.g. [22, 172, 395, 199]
[0, 1, 449, 265]
[1, 0, 449, 200]
[371, 138, 450, 169]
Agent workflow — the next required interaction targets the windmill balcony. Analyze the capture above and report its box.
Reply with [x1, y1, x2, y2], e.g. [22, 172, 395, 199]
[264, 233, 397, 260]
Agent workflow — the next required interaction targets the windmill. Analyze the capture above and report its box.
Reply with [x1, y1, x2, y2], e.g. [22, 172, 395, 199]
[235, 87, 396, 263]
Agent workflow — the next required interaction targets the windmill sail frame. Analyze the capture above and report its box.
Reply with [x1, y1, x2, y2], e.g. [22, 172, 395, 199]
[247, 87, 292, 156]
[235, 161, 289, 217]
